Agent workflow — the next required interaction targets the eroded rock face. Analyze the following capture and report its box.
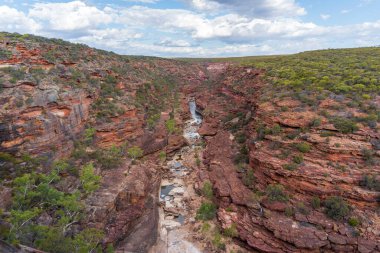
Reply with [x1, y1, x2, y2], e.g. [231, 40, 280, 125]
[0, 34, 207, 250]
[190, 63, 380, 252]
[0, 37, 206, 160]
[0, 90, 91, 158]
[85, 161, 160, 252]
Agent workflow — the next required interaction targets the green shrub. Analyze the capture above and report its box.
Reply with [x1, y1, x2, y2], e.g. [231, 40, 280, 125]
[202, 181, 213, 199]
[0, 49, 12, 60]
[242, 169, 256, 187]
[309, 117, 322, 128]
[196, 157, 201, 167]
[80, 163, 101, 194]
[295, 142, 311, 153]
[211, 232, 225, 250]
[270, 124, 282, 135]
[311, 197, 321, 209]
[359, 174, 380, 191]
[266, 184, 289, 202]
[285, 206, 294, 217]
[83, 127, 96, 143]
[106, 244, 115, 253]
[234, 152, 249, 165]
[236, 132, 247, 144]
[127, 146, 143, 160]
[196, 202, 217, 220]
[201, 222, 211, 233]
[159, 151, 166, 162]
[296, 202, 310, 215]
[348, 217, 360, 227]
[147, 114, 160, 130]
[361, 148, 375, 165]
[324, 196, 350, 220]
[223, 223, 238, 237]
[283, 163, 298, 171]
[331, 117, 358, 134]
[165, 119, 176, 134]
[292, 155, 304, 164]
[1, 67, 25, 83]
[287, 129, 300, 140]
[92, 145, 124, 169]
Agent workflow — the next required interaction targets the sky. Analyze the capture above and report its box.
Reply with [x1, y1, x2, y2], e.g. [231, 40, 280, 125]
[0, 0, 379, 57]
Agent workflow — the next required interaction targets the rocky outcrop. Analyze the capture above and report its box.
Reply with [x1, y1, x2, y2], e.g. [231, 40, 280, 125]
[0, 89, 92, 158]
[85, 160, 161, 252]
[190, 63, 380, 252]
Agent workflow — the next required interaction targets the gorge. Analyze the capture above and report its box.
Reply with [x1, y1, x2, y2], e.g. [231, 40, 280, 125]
[0, 33, 379, 253]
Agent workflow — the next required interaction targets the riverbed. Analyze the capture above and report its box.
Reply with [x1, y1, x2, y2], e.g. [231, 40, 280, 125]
[150, 99, 203, 253]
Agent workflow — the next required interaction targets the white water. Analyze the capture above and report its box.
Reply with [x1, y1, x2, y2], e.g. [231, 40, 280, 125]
[183, 101, 202, 143]
[151, 100, 203, 253]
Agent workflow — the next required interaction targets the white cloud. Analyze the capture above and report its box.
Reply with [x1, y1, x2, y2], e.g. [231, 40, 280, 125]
[118, 7, 322, 42]
[0, 5, 40, 33]
[186, 0, 306, 17]
[124, 0, 159, 3]
[320, 14, 331, 20]
[341, 9, 350, 14]
[155, 39, 194, 47]
[28, 1, 113, 32]
[0, 1, 380, 57]
[186, 0, 220, 11]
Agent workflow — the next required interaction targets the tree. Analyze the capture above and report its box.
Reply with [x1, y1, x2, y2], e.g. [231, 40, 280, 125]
[127, 146, 143, 160]
[165, 119, 176, 134]
[196, 202, 216, 220]
[84, 127, 96, 144]
[92, 145, 124, 170]
[72, 228, 104, 253]
[80, 163, 101, 195]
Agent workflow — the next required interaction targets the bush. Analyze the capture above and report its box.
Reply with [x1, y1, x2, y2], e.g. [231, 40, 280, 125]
[92, 145, 124, 169]
[285, 206, 294, 217]
[147, 114, 160, 130]
[223, 223, 238, 237]
[196, 202, 216, 220]
[311, 197, 321, 209]
[159, 151, 166, 162]
[202, 181, 213, 199]
[242, 169, 256, 187]
[2, 67, 25, 84]
[83, 127, 96, 143]
[348, 217, 360, 227]
[165, 119, 176, 134]
[331, 117, 358, 134]
[359, 174, 380, 191]
[80, 163, 101, 194]
[127, 146, 143, 160]
[211, 232, 225, 250]
[196, 157, 201, 167]
[296, 142, 311, 153]
[201, 222, 211, 233]
[270, 124, 282, 135]
[286, 129, 300, 140]
[236, 132, 247, 144]
[293, 155, 304, 164]
[0, 49, 12, 60]
[266, 184, 289, 202]
[309, 117, 322, 128]
[283, 163, 298, 171]
[296, 202, 310, 215]
[361, 148, 375, 165]
[324, 196, 350, 220]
